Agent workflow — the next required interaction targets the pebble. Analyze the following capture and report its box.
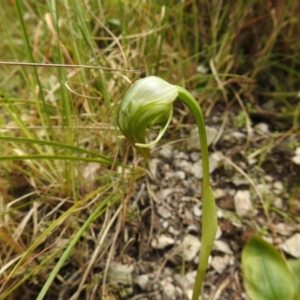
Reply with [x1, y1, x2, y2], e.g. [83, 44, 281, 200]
[151, 234, 175, 249]
[213, 240, 233, 254]
[157, 205, 172, 219]
[231, 131, 245, 140]
[159, 145, 173, 160]
[192, 205, 202, 217]
[292, 155, 300, 165]
[273, 181, 284, 194]
[211, 255, 229, 273]
[273, 197, 283, 209]
[190, 151, 200, 162]
[186, 126, 218, 151]
[234, 190, 254, 217]
[175, 234, 201, 261]
[174, 159, 192, 174]
[161, 277, 176, 299]
[215, 226, 222, 239]
[254, 122, 270, 135]
[280, 233, 300, 258]
[274, 223, 293, 236]
[135, 274, 149, 290]
[214, 188, 226, 199]
[174, 271, 196, 291]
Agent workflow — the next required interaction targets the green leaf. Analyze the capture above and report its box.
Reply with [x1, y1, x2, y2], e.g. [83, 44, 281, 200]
[288, 259, 300, 300]
[242, 235, 296, 300]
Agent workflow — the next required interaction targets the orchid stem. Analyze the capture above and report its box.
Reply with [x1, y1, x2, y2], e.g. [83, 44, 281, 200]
[176, 86, 217, 300]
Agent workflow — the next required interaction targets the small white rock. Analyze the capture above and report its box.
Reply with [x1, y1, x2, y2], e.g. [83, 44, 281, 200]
[190, 151, 200, 162]
[192, 205, 202, 217]
[151, 234, 175, 249]
[213, 240, 233, 254]
[215, 226, 222, 239]
[135, 274, 149, 290]
[176, 171, 186, 180]
[159, 145, 173, 160]
[234, 190, 254, 217]
[174, 159, 193, 174]
[296, 147, 300, 156]
[247, 158, 257, 165]
[211, 255, 228, 273]
[292, 155, 300, 165]
[176, 234, 201, 262]
[157, 205, 172, 219]
[169, 226, 180, 235]
[273, 197, 283, 209]
[254, 122, 269, 135]
[231, 131, 245, 140]
[273, 181, 284, 193]
[186, 126, 218, 151]
[174, 271, 196, 291]
[214, 188, 226, 199]
[196, 64, 208, 74]
[280, 233, 300, 258]
[161, 278, 176, 299]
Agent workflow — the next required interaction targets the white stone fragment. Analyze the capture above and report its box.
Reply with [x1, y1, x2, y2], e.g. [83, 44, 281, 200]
[176, 234, 201, 261]
[280, 233, 300, 258]
[176, 171, 186, 180]
[254, 122, 270, 135]
[215, 226, 222, 239]
[273, 197, 283, 209]
[231, 131, 245, 140]
[192, 205, 202, 217]
[151, 234, 175, 249]
[292, 155, 300, 165]
[174, 159, 193, 174]
[135, 274, 149, 290]
[174, 271, 196, 291]
[157, 205, 172, 219]
[159, 145, 173, 160]
[186, 126, 218, 151]
[296, 147, 300, 156]
[234, 190, 254, 217]
[190, 152, 200, 162]
[211, 255, 228, 273]
[273, 181, 284, 193]
[196, 64, 208, 74]
[274, 223, 293, 236]
[161, 277, 176, 299]
[214, 188, 226, 199]
[213, 240, 233, 254]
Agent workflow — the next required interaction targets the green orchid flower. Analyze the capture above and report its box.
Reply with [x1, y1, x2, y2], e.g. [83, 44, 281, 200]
[117, 76, 178, 159]
[117, 75, 217, 300]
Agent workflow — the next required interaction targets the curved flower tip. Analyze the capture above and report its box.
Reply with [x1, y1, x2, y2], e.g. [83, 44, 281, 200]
[117, 76, 178, 159]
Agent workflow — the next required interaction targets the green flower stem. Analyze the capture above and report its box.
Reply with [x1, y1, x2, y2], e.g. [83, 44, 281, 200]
[176, 87, 210, 189]
[176, 86, 217, 300]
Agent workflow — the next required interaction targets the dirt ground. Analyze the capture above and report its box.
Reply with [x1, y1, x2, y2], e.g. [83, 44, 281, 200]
[94, 101, 300, 300]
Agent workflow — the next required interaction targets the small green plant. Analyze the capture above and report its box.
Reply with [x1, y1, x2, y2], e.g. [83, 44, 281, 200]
[117, 76, 217, 300]
[242, 235, 300, 300]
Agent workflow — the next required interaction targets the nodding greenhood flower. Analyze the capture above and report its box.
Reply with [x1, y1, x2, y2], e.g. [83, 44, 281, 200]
[117, 76, 178, 159]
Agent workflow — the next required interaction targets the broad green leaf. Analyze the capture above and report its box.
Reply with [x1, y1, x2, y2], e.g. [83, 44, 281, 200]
[242, 235, 296, 300]
[288, 259, 300, 300]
